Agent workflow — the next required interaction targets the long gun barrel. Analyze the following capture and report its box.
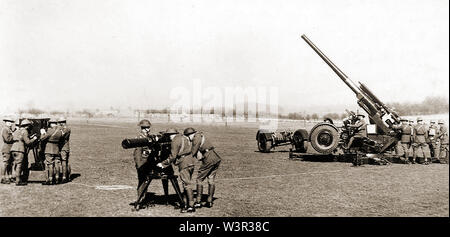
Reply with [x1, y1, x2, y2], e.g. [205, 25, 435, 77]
[301, 34, 400, 136]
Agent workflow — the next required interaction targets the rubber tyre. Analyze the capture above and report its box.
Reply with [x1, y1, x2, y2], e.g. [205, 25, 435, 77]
[292, 129, 308, 153]
[309, 123, 339, 154]
[257, 135, 272, 153]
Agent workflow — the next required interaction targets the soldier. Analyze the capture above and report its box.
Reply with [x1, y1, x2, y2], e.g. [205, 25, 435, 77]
[184, 127, 221, 208]
[392, 118, 412, 163]
[437, 120, 448, 163]
[407, 119, 415, 161]
[58, 117, 71, 183]
[427, 120, 439, 162]
[412, 117, 430, 165]
[1, 117, 15, 184]
[344, 114, 367, 149]
[10, 119, 37, 186]
[157, 128, 196, 213]
[132, 119, 154, 204]
[40, 118, 64, 185]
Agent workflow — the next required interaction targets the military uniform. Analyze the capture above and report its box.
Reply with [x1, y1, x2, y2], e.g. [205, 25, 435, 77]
[437, 121, 448, 163]
[1, 122, 14, 183]
[345, 115, 367, 149]
[413, 121, 430, 164]
[59, 119, 71, 181]
[427, 122, 439, 162]
[161, 134, 195, 187]
[10, 120, 37, 185]
[161, 131, 196, 212]
[190, 130, 221, 208]
[40, 123, 63, 184]
[393, 119, 413, 162]
[133, 131, 153, 194]
[407, 120, 415, 159]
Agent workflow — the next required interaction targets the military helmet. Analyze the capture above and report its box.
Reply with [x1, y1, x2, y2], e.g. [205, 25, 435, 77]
[20, 119, 32, 127]
[164, 128, 179, 135]
[57, 117, 67, 123]
[438, 119, 444, 124]
[409, 119, 414, 123]
[183, 127, 197, 136]
[417, 117, 423, 122]
[49, 118, 58, 123]
[138, 119, 151, 128]
[400, 117, 408, 122]
[430, 120, 436, 124]
[2, 117, 14, 122]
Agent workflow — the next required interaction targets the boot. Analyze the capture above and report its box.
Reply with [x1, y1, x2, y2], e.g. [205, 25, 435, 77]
[205, 184, 215, 208]
[194, 184, 203, 208]
[180, 190, 188, 213]
[180, 188, 195, 213]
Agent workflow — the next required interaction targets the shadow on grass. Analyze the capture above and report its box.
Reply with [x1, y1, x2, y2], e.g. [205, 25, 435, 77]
[132, 192, 218, 209]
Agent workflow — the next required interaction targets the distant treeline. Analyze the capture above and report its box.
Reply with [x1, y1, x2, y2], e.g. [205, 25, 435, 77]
[388, 96, 449, 116]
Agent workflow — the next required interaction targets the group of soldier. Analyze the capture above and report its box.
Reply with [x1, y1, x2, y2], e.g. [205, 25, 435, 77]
[341, 113, 449, 164]
[394, 117, 448, 164]
[133, 119, 222, 213]
[1, 117, 71, 186]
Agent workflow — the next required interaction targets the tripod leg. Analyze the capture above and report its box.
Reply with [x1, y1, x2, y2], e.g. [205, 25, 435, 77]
[162, 178, 169, 205]
[134, 177, 152, 211]
[169, 178, 185, 208]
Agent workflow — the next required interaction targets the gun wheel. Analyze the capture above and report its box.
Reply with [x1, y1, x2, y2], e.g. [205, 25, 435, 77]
[309, 123, 339, 154]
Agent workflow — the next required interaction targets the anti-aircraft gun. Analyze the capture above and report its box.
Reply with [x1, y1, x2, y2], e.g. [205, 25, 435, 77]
[279, 35, 402, 165]
[300, 35, 400, 155]
[121, 133, 185, 211]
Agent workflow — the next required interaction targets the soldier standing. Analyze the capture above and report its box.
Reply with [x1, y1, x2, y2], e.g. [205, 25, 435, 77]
[392, 118, 412, 163]
[428, 120, 439, 162]
[40, 118, 63, 185]
[1, 117, 15, 184]
[408, 119, 415, 161]
[184, 127, 221, 208]
[58, 117, 71, 183]
[412, 117, 430, 165]
[132, 119, 154, 204]
[10, 119, 37, 186]
[157, 128, 196, 213]
[437, 120, 449, 163]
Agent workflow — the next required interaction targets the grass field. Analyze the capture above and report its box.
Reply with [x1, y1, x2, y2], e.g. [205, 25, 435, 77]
[0, 120, 448, 217]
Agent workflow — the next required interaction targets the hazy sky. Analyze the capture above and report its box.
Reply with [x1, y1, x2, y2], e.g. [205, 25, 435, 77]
[0, 0, 448, 113]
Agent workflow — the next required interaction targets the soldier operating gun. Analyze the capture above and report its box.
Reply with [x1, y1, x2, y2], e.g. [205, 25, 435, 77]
[122, 133, 185, 211]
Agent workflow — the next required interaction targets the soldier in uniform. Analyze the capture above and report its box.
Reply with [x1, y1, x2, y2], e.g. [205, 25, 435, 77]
[412, 117, 430, 165]
[132, 119, 154, 203]
[344, 114, 367, 149]
[392, 118, 412, 163]
[184, 127, 222, 208]
[407, 119, 415, 161]
[40, 118, 64, 185]
[437, 120, 449, 163]
[157, 128, 196, 213]
[427, 120, 439, 162]
[58, 117, 71, 183]
[10, 119, 37, 186]
[1, 117, 15, 184]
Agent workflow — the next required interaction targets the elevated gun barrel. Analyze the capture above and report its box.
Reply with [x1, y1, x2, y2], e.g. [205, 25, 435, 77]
[301, 35, 360, 95]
